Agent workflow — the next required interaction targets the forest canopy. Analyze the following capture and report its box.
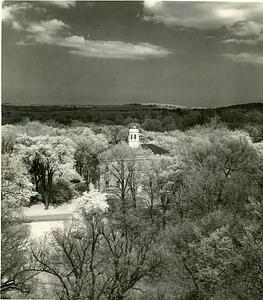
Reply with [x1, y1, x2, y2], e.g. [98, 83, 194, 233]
[1, 117, 263, 300]
[2, 103, 263, 142]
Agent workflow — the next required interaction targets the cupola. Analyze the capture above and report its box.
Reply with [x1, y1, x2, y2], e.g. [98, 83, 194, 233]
[128, 123, 140, 148]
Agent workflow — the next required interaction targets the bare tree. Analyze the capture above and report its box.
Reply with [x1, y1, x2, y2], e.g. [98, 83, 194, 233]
[31, 187, 165, 300]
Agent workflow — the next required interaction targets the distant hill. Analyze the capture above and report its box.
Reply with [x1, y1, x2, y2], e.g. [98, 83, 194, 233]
[215, 102, 263, 111]
[2, 102, 263, 141]
[141, 103, 206, 110]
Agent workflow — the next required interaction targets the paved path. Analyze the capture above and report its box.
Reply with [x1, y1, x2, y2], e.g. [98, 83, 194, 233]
[23, 202, 78, 238]
[25, 213, 73, 223]
[23, 199, 78, 223]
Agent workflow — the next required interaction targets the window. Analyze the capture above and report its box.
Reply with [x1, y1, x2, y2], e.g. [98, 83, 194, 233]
[134, 134, 136, 140]
[131, 134, 133, 140]
[105, 180, 109, 188]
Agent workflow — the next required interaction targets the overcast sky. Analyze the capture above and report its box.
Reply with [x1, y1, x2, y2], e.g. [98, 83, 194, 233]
[2, 1, 263, 107]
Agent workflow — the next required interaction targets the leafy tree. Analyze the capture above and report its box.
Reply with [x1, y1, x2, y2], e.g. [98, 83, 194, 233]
[17, 121, 57, 137]
[32, 186, 108, 300]
[1, 209, 38, 298]
[141, 155, 184, 228]
[236, 198, 263, 299]
[243, 124, 263, 142]
[162, 116, 177, 131]
[183, 111, 201, 128]
[100, 215, 164, 300]
[101, 125, 129, 145]
[1, 154, 36, 208]
[1, 125, 17, 154]
[1, 154, 39, 297]
[142, 118, 163, 132]
[100, 143, 147, 214]
[166, 211, 235, 299]
[16, 135, 80, 209]
[161, 127, 263, 300]
[49, 179, 76, 207]
[179, 129, 258, 217]
[74, 136, 107, 188]
[122, 117, 135, 127]
[166, 200, 263, 300]
[66, 127, 108, 187]
[32, 186, 164, 300]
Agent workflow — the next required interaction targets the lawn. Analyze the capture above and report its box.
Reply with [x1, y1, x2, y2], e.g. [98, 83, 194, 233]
[23, 198, 78, 222]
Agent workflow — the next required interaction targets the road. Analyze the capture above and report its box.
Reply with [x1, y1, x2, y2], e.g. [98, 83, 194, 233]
[25, 213, 73, 223]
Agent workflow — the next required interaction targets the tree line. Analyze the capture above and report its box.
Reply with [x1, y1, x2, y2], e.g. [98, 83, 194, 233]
[2, 103, 263, 141]
[1, 120, 263, 299]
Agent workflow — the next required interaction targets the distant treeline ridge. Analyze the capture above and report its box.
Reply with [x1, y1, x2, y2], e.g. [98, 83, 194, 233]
[2, 103, 263, 141]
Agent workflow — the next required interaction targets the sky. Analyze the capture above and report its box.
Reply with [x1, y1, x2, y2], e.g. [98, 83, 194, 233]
[2, 1, 263, 107]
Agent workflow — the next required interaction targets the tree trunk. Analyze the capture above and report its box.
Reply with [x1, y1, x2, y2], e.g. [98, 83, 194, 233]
[90, 217, 96, 300]
[44, 169, 53, 210]
[44, 191, 49, 210]
[161, 195, 168, 230]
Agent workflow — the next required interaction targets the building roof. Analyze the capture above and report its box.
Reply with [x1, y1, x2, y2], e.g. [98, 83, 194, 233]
[141, 143, 169, 155]
[128, 123, 141, 130]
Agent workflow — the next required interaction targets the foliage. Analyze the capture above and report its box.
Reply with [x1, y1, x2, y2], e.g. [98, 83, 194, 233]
[140, 155, 184, 228]
[49, 179, 77, 207]
[3, 103, 263, 139]
[74, 134, 107, 186]
[1, 125, 17, 154]
[1, 154, 36, 208]
[32, 186, 164, 300]
[100, 214, 164, 300]
[100, 143, 152, 215]
[15, 134, 80, 209]
[142, 118, 163, 132]
[1, 154, 39, 297]
[101, 125, 128, 145]
[1, 209, 37, 298]
[2, 119, 263, 299]
[73, 184, 109, 233]
[161, 129, 263, 300]
[15, 121, 59, 137]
